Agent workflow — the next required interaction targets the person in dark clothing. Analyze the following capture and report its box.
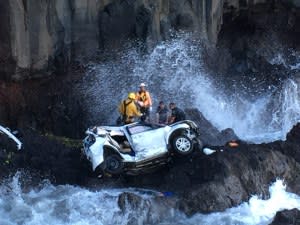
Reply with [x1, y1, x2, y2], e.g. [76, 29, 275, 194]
[156, 101, 169, 124]
[168, 102, 186, 124]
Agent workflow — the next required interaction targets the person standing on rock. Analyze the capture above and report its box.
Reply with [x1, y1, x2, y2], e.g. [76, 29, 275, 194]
[136, 83, 152, 122]
[168, 102, 186, 124]
[118, 92, 142, 124]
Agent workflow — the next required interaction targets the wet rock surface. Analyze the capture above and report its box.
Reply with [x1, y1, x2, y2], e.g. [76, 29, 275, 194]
[0, 129, 90, 185]
[185, 108, 239, 146]
[0, 76, 85, 139]
[206, 0, 300, 98]
[117, 191, 178, 225]
[269, 208, 300, 225]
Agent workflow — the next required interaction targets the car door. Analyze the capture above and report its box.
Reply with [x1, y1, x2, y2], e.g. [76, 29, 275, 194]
[127, 124, 169, 161]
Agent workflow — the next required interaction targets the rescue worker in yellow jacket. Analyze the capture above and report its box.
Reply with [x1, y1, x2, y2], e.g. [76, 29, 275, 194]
[118, 92, 142, 124]
[136, 83, 152, 121]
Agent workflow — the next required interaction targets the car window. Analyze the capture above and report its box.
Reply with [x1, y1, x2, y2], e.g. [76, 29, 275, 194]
[128, 125, 153, 135]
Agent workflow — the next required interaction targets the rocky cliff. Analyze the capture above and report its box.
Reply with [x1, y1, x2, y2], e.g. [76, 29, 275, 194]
[2, 0, 299, 80]
[1, 0, 222, 80]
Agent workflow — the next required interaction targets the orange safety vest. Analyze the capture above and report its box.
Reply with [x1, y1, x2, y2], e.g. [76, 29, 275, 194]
[136, 90, 152, 108]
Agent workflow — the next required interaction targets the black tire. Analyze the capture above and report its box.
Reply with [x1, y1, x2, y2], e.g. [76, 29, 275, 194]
[104, 154, 124, 174]
[172, 135, 194, 155]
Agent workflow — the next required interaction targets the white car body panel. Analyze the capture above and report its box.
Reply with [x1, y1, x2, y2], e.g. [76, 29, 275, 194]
[131, 127, 168, 161]
[88, 136, 105, 171]
[0, 125, 22, 150]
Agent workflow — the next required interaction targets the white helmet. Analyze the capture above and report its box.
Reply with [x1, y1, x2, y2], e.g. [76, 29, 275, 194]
[139, 82, 146, 87]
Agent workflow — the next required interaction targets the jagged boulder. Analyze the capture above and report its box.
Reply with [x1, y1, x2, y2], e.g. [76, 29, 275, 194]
[276, 123, 300, 164]
[177, 143, 300, 215]
[118, 192, 150, 213]
[117, 191, 177, 225]
[269, 208, 300, 225]
[185, 108, 239, 145]
[275, 123, 300, 194]
[121, 123, 300, 214]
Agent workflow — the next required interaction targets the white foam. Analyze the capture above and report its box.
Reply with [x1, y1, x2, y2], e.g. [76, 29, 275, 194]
[171, 180, 300, 225]
[1, 173, 300, 225]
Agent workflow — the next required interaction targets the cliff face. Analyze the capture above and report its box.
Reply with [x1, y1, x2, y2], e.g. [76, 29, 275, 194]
[3, 0, 104, 80]
[1, 0, 299, 80]
[0, 0, 266, 80]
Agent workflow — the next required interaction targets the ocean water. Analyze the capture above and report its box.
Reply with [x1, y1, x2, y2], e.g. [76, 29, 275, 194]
[0, 174, 299, 225]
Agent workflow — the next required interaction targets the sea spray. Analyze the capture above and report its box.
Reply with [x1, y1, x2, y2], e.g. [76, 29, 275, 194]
[75, 35, 300, 143]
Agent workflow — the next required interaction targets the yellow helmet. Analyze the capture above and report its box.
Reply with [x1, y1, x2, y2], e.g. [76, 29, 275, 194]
[128, 92, 136, 100]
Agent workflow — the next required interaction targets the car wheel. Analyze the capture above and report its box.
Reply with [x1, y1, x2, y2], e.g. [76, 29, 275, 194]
[104, 154, 124, 174]
[172, 135, 194, 155]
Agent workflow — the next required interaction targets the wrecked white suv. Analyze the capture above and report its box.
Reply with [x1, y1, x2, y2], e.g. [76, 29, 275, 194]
[83, 120, 203, 175]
